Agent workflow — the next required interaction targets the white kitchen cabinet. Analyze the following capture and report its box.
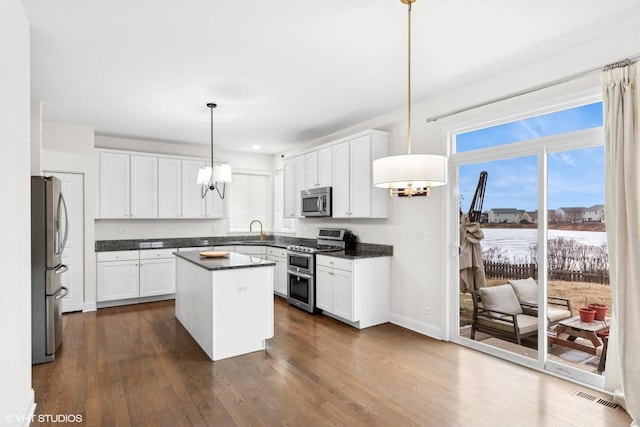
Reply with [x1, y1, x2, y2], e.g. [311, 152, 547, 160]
[158, 157, 182, 218]
[96, 251, 139, 302]
[97, 249, 176, 303]
[130, 155, 158, 218]
[316, 254, 391, 329]
[181, 160, 207, 218]
[331, 131, 389, 218]
[282, 158, 295, 218]
[139, 249, 176, 297]
[99, 152, 130, 218]
[293, 155, 306, 217]
[267, 247, 288, 297]
[205, 161, 227, 218]
[331, 141, 350, 218]
[318, 146, 332, 188]
[305, 151, 318, 189]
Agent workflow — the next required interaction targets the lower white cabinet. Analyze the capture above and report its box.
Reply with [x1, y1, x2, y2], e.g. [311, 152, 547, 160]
[316, 254, 391, 329]
[97, 249, 176, 303]
[266, 247, 288, 297]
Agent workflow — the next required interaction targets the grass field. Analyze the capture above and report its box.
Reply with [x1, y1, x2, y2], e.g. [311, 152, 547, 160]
[459, 279, 613, 326]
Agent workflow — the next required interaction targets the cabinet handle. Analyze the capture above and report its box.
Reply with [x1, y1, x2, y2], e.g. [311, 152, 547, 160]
[329, 272, 334, 276]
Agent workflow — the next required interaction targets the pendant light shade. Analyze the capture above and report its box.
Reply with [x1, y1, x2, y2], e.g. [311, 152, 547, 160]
[198, 103, 231, 199]
[372, 0, 447, 198]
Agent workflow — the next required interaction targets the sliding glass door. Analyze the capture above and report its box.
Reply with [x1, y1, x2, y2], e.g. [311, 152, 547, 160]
[451, 99, 609, 387]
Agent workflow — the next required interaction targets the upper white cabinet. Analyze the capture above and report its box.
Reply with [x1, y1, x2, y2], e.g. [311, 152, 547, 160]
[98, 150, 227, 219]
[332, 131, 389, 218]
[158, 157, 182, 218]
[318, 147, 332, 188]
[282, 129, 388, 220]
[99, 152, 130, 218]
[181, 160, 207, 218]
[293, 155, 306, 217]
[130, 155, 158, 218]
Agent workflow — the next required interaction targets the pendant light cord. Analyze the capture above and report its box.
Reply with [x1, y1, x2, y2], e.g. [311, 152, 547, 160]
[407, 1, 412, 155]
[208, 103, 216, 169]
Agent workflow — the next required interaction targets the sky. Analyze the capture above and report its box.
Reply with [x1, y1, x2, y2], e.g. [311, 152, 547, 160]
[457, 103, 604, 212]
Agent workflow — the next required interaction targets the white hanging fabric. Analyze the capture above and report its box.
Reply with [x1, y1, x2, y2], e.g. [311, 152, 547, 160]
[601, 63, 640, 426]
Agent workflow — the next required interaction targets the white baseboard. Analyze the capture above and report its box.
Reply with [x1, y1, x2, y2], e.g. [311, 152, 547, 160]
[389, 312, 443, 340]
[82, 301, 97, 312]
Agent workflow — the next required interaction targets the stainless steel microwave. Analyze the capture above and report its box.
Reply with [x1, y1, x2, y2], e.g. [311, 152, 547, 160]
[301, 187, 332, 217]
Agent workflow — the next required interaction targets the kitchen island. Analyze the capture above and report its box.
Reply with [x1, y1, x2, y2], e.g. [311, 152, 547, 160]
[174, 250, 276, 361]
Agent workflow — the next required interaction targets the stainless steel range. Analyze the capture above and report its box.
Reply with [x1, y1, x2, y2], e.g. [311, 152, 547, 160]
[286, 228, 346, 313]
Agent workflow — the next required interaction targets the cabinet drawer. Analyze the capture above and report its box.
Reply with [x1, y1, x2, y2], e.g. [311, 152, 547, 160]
[140, 248, 176, 259]
[267, 247, 287, 258]
[97, 250, 139, 262]
[316, 255, 352, 272]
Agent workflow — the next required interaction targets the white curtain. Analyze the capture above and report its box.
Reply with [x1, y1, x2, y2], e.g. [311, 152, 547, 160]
[601, 64, 640, 426]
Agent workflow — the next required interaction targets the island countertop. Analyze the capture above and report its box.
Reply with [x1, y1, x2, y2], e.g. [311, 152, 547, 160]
[173, 250, 276, 271]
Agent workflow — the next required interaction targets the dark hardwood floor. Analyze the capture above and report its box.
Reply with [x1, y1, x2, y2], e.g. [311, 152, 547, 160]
[32, 298, 631, 426]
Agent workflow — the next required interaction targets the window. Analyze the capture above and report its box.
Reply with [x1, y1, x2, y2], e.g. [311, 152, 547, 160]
[229, 172, 270, 232]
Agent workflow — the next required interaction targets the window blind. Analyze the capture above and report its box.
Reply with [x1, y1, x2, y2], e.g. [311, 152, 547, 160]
[229, 173, 269, 231]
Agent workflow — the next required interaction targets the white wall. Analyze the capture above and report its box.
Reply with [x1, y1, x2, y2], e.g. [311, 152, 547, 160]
[94, 135, 274, 240]
[277, 14, 640, 339]
[42, 121, 98, 311]
[0, 0, 36, 422]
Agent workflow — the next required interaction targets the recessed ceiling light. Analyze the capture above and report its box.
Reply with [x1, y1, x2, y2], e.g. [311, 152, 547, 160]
[251, 145, 261, 150]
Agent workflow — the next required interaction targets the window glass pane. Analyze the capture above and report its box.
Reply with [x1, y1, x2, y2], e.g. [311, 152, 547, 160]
[274, 170, 294, 232]
[229, 173, 269, 231]
[456, 102, 603, 153]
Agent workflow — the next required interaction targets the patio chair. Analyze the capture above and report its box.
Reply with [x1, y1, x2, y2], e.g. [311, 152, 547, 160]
[471, 284, 538, 345]
[508, 277, 572, 326]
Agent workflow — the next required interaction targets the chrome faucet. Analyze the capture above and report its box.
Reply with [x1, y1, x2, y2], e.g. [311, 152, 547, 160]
[249, 219, 264, 241]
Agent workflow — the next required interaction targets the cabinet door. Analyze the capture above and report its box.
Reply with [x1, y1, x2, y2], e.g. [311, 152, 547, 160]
[293, 155, 306, 217]
[305, 151, 318, 189]
[139, 257, 176, 297]
[158, 158, 182, 218]
[99, 152, 130, 218]
[332, 268, 354, 321]
[267, 255, 288, 296]
[315, 265, 333, 312]
[349, 135, 372, 218]
[318, 147, 332, 188]
[97, 260, 139, 302]
[282, 159, 295, 217]
[205, 162, 227, 218]
[331, 141, 350, 218]
[130, 155, 158, 218]
[181, 160, 207, 218]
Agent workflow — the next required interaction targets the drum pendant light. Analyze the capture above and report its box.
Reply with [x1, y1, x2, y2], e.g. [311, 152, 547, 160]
[372, 0, 447, 198]
[197, 103, 232, 199]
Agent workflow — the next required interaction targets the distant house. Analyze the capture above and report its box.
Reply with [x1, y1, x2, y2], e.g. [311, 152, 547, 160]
[583, 204, 605, 222]
[488, 208, 522, 223]
[556, 207, 585, 222]
[522, 210, 538, 223]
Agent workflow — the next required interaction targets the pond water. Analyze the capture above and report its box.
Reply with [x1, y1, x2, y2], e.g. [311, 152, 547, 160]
[481, 228, 607, 263]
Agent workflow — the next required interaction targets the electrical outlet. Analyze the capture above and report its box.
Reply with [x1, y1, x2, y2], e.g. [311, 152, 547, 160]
[423, 230, 432, 241]
[170, 227, 178, 233]
[118, 228, 127, 234]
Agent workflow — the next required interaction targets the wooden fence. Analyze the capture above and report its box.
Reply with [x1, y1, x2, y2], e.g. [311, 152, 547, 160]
[483, 261, 610, 284]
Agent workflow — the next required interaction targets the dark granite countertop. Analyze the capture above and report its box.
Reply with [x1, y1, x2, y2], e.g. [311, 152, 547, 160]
[174, 250, 276, 271]
[96, 235, 393, 259]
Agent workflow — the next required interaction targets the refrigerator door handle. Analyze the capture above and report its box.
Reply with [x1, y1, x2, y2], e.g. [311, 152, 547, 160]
[56, 286, 69, 300]
[58, 193, 69, 252]
[55, 264, 69, 275]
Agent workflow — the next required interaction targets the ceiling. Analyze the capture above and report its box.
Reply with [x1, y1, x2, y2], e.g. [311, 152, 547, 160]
[23, 0, 640, 154]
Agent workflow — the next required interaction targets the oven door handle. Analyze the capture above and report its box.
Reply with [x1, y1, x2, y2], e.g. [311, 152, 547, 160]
[288, 270, 313, 280]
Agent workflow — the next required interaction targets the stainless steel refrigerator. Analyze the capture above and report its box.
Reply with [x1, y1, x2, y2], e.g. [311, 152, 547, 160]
[31, 176, 69, 364]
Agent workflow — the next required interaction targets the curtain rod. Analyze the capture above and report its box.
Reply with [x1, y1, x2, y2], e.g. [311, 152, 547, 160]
[426, 56, 640, 123]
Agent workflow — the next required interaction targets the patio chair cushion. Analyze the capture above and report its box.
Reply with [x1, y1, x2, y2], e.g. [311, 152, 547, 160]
[479, 284, 523, 316]
[476, 313, 538, 335]
[547, 306, 572, 323]
[508, 277, 538, 303]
